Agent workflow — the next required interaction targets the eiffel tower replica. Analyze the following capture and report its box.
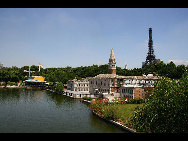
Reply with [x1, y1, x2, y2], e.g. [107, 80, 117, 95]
[144, 28, 156, 66]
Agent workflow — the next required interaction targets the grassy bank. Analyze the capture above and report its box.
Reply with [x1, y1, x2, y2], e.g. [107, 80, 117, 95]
[89, 99, 143, 129]
[103, 104, 143, 126]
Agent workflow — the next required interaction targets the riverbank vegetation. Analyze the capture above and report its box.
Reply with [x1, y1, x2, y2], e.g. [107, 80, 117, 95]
[89, 98, 144, 130]
[0, 61, 187, 87]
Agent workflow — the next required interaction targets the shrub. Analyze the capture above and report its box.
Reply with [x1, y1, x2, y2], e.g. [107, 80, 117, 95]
[7, 82, 16, 86]
[90, 98, 104, 115]
[102, 105, 117, 120]
[127, 98, 145, 104]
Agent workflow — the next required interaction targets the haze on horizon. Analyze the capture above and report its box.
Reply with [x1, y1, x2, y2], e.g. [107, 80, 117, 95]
[0, 8, 188, 69]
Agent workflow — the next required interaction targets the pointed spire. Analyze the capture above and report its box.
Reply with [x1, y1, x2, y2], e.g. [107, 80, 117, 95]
[110, 48, 115, 60]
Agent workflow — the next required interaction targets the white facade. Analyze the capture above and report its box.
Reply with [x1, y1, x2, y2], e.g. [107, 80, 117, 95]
[66, 78, 92, 98]
[67, 78, 89, 92]
[89, 74, 114, 96]
[119, 74, 158, 98]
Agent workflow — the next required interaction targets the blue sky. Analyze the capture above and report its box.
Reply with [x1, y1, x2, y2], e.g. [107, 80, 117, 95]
[0, 8, 188, 68]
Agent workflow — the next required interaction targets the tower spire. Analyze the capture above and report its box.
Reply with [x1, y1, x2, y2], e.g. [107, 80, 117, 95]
[145, 28, 156, 66]
[110, 48, 115, 60]
[108, 48, 116, 74]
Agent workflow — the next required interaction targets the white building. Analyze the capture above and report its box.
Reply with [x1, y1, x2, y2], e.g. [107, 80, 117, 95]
[89, 74, 121, 98]
[119, 74, 158, 99]
[65, 78, 94, 98]
[67, 78, 89, 92]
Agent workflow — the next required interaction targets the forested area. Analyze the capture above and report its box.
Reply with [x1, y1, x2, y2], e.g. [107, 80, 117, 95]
[0, 61, 187, 86]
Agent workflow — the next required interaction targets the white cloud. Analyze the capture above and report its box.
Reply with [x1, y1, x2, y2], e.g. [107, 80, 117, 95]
[168, 60, 188, 66]
[96, 61, 105, 65]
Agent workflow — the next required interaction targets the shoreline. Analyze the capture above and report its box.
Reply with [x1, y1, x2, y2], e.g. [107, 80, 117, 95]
[0, 86, 25, 88]
[82, 99, 137, 133]
[92, 111, 137, 133]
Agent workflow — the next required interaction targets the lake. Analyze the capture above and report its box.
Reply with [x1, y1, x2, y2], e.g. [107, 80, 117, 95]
[0, 88, 128, 133]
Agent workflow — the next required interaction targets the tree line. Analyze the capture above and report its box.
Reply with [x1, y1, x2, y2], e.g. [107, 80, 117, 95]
[0, 61, 187, 86]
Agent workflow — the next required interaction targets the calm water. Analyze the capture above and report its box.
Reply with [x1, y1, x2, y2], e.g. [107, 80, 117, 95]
[0, 88, 128, 133]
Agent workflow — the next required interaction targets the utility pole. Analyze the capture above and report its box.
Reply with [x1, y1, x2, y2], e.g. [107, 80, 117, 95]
[24, 66, 35, 79]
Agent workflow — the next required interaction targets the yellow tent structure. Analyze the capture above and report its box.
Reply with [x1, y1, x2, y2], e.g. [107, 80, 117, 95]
[32, 76, 45, 81]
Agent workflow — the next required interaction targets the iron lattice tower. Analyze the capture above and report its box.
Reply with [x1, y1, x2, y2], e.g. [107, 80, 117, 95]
[145, 28, 156, 65]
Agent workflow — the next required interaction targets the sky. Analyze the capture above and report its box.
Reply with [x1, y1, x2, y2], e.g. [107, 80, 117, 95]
[0, 8, 188, 69]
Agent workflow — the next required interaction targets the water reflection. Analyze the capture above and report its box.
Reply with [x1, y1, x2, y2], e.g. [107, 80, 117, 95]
[45, 91, 77, 108]
[0, 88, 21, 104]
[0, 88, 128, 133]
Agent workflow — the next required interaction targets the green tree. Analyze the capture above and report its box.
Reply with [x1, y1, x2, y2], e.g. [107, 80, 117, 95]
[165, 61, 177, 79]
[53, 82, 64, 94]
[131, 72, 188, 133]
[0, 67, 24, 87]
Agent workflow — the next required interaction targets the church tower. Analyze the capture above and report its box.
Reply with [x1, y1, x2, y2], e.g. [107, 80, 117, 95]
[108, 48, 116, 74]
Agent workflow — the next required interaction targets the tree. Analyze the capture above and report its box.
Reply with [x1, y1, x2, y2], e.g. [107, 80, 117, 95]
[165, 61, 177, 79]
[131, 72, 188, 133]
[0, 67, 24, 87]
[53, 82, 64, 94]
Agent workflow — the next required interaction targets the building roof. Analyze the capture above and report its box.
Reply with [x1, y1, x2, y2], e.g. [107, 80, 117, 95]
[92, 73, 158, 80]
[93, 74, 119, 79]
[68, 78, 89, 82]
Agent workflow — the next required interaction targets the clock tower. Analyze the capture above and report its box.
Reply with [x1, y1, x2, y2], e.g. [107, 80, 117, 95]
[108, 48, 116, 74]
